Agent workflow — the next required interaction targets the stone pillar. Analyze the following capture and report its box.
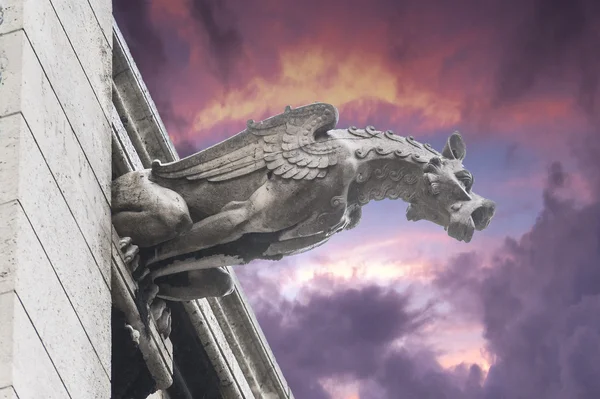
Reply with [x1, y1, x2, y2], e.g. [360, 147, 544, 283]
[0, 0, 112, 398]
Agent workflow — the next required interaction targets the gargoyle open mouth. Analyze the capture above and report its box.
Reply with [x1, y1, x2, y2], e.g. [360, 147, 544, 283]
[447, 201, 496, 243]
[471, 202, 495, 231]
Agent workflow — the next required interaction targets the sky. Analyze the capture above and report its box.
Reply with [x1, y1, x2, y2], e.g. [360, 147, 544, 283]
[114, 0, 600, 397]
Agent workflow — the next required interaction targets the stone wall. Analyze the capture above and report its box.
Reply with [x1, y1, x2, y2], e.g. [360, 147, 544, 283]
[0, 0, 113, 398]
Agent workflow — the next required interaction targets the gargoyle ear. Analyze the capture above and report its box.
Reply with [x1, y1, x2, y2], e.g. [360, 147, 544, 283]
[442, 131, 466, 161]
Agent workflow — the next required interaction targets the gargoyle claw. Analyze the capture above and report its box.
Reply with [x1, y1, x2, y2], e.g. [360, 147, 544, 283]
[150, 299, 172, 339]
[144, 283, 160, 306]
[119, 236, 140, 272]
[119, 236, 132, 250]
[124, 324, 140, 345]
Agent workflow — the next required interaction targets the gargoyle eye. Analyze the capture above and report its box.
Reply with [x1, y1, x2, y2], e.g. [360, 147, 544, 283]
[455, 170, 473, 192]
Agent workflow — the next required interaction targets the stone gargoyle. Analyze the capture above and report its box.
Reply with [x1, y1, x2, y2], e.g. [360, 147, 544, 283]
[112, 102, 496, 303]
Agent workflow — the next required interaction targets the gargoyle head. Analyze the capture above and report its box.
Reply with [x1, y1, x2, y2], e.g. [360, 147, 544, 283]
[406, 132, 496, 242]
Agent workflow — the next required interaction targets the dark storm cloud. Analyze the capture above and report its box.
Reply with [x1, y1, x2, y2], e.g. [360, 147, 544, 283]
[246, 275, 441, 398]
[435, 132, 600, 398]
[188, 0, 245, 84]
[366, 351, 484, 399]
[113, 0, 168, 80]
[113, 0, 186, 146]
[493, 0, 600, 107]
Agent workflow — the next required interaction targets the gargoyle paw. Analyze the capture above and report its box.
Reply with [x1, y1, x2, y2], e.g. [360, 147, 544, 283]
[143, 283, 160, 306]
[119, 237, 140, 272]
[124, 324, 140, 345]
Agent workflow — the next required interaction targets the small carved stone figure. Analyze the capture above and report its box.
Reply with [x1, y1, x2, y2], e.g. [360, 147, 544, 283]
[112, 103, 495, 302]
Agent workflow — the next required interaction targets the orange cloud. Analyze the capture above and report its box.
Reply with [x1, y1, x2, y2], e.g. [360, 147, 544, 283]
[319, 377, 362, 399]
[425, 319, 491, 372]
[439, 347, 491, 372]
[133, 0, 592, 159]
[191, 45, 464, 134]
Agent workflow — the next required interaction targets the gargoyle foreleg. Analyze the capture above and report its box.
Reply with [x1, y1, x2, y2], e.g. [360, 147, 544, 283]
[147, 179, 307, 264]
[148, 206, 254, 264]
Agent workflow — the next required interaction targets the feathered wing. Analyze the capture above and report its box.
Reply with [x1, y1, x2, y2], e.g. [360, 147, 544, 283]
[152, 103, 340, 182]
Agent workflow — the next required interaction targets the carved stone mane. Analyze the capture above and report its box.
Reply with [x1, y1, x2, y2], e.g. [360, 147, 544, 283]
[344, 126, 441, 205]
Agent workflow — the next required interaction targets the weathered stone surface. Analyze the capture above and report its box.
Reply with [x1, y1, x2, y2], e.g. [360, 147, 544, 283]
[0, 0, 111, 197]
[1, 2, 112, 398]
[112, 103, 496, 301]
[86, 0, 113, 48]
[1, 30, 111, 282]
[183, 300, 255, 397]
[0, 29, 24, 118]
[50, 0, 112, 115]
[0, 113, 111, 377]
[0, 386, 19, 399]
[111, 229, 174, 364]
[0, 291, 70, 399]
[0, 112, 21, 211]
[0, 0, 23, 36]
[0, 200, 110, 398]
[112, 104, 145, 172]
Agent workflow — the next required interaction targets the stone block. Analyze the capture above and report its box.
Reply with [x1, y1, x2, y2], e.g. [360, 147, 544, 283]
[86, 0, 113, 48]
[0, 0, 23, 36]
[0, 111, 21, 209]
[0, 113, 111, 379]
[0, 386, 19, 399]
[0, 26, 111, 282]
[0, 0, 111, 196]
[0, 28, 23, 118]
[50, 0, 112, 114]
[21, 29, 110, 282]
[0, 291, 70, 399]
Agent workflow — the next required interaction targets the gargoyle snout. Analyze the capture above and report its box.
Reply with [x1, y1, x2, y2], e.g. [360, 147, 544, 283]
[470, 200, 495, 231]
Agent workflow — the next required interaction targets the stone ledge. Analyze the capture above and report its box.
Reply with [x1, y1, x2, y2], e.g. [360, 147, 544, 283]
[112, 21, 177, 166]
[110, 230, 174, 390]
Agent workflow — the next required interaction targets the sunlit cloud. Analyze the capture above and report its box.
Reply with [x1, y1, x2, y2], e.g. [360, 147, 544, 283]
[319, 377, 361, 399]
[191, 46, 463, 135]
[438, 347, 491, 373]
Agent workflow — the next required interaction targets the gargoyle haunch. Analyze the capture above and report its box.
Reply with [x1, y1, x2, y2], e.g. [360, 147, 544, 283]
[112, 103, 496, 301]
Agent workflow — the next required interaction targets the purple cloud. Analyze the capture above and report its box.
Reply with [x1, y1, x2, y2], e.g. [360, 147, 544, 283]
[242, 274, 438, 398]
[435, 147, 600, 398]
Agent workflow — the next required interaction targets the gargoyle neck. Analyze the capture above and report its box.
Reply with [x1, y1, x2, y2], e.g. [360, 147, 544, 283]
[345, 126, 440, 206]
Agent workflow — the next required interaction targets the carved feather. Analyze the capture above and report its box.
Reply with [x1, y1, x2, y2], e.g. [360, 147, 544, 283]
[307, 158, 320, 168]
[208, 160, 267, 182]
[293, 168, 311, 180]
[305, 168, 321, 180]
[267, 157, 286, 170]
[282, 167, 300, 179]
[274, 163, 294, 175]
[152, 102, 340, 182]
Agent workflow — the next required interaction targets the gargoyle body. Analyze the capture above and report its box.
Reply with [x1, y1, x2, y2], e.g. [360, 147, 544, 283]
[112, 103, 496, 301]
